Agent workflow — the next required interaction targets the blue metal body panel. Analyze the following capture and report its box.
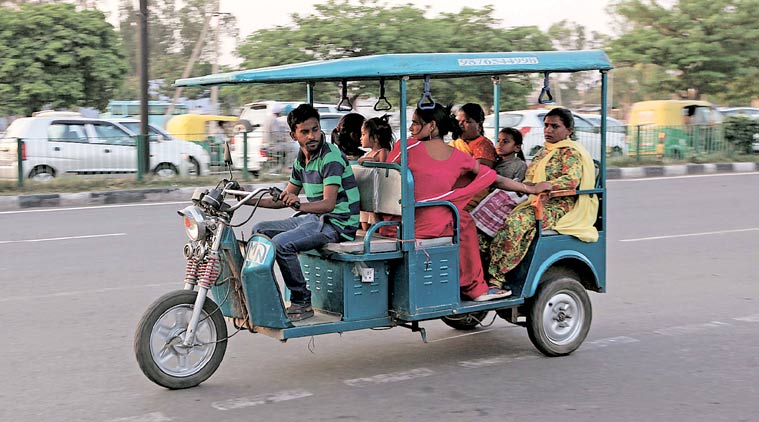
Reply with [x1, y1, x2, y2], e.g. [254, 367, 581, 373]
[300, 253, 392, 321]
[209, 226, 247, 319]
[176, 51, 612, 86]
[240, 235, 293, 329]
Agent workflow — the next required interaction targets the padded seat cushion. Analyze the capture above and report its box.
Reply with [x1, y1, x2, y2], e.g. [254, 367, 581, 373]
[323, 231, 452, 254]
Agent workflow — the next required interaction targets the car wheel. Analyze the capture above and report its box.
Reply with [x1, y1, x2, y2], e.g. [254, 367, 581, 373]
[154, 163, 179, 178]
[232, 120, 254, 133]
[29, 166, 55, 182]
[610, 146, 624, 158]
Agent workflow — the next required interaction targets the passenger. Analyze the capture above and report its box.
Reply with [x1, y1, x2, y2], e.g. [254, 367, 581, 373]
[474, 127, 528, 273]
[357, 115, 393, 231]
[494, 127, 527, 181]
[488, 107, 599, 289]
[244, 104, 360, 321]
[384, 103, 551, 302]
[450, 103, 498, 211]
[331, 112, 366, 160]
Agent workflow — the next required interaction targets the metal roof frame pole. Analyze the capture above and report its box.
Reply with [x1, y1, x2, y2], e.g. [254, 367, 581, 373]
[492, 76, 501, 141]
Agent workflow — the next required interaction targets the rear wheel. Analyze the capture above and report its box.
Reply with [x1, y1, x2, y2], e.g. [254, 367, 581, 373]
[134, 290, 228, 389]
[441, 311, 489, 330]
[29, 165, 55, 182]
[526, 270, 591, 356]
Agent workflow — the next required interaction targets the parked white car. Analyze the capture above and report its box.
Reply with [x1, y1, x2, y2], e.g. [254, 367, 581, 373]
[483, 109, 629, 160]
[0, 112, 208, 181]
[109, 118, 210, 176]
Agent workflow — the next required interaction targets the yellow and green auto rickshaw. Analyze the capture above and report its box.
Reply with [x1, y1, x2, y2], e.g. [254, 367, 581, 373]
[166, 114, 239, 164]
[626, 100, 725, 159]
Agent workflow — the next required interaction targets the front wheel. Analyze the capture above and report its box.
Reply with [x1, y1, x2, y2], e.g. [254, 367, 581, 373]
[526, 271, 591, 356]
[134, 290, 228, 389]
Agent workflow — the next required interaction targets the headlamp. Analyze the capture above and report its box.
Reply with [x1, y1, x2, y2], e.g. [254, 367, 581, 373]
[178, 205, 208, 241]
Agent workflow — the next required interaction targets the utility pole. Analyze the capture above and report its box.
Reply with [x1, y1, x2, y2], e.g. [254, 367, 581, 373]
[138, 0, 149, 180]
[210, 0, 221, 114]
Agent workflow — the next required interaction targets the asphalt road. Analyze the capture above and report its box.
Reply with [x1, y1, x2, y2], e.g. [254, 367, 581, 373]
[1, 173, 757, 422]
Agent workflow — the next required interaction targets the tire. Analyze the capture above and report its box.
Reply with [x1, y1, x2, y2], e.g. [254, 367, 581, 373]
[153, 163, 179, 177]
[526, 270, 591, 357]
[233, 119, 254, 133]
[134, 290, 228, 389]
[188, 158, 201, 177]
[441, 311, 489, 331]
[609, 146, 624, 158]
[29, 165, 55, 182]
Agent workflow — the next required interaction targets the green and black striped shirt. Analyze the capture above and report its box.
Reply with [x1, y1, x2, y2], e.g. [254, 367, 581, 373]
[290, 141, 360, 240]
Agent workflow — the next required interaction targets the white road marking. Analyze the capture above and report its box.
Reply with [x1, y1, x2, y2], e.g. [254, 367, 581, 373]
[426, 328, 495, 343]
[620, 228, 759, 242]
[0, 232, 126, 244]
[654, 321, 731, 336]
[584, 336, 640, 349]
[459, 353, 538, 369]
[211, 389, 313, 411]
[733, 314, 759, 323]
[609, 172, 759, 182]
[0, 201, 186, 215]
[344, 368, 435, 387]
[106, 412, 172, 422]
[0, 282, 178, 303]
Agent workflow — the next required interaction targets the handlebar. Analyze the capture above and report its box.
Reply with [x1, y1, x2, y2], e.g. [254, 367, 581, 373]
[223, 186, 300, 211]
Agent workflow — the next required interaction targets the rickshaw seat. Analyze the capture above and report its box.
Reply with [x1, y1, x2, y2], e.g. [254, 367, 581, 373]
[321, 165, 451, 255]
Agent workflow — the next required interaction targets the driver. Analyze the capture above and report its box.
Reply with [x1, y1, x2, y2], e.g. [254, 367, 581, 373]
[239, 103, 360, 321]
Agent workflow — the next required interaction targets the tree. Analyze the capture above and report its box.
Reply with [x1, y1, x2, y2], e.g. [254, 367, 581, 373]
[608, 0, 759, 104]
[229, 0, 554, 113]
[0, 3, 128, 115]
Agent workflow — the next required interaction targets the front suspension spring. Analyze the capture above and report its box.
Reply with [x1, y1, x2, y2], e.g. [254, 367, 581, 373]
[183, 256, 201, 286]
[197, 252, 221, 289]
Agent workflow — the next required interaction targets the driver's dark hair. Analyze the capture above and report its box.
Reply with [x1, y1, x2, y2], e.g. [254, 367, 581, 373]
[415, 103, 457, 138]
[287, 103, 321, 131]
[545, 107, 576, 140]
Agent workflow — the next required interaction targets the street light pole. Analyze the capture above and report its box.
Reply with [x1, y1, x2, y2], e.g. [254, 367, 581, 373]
[138, 0, 149, 180]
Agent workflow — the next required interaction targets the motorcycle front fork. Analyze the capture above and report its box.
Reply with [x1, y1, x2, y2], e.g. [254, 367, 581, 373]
[183, 223, 225, 347]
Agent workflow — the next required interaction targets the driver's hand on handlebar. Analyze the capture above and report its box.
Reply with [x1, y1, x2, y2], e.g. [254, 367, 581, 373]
[279, 191, 300, 207]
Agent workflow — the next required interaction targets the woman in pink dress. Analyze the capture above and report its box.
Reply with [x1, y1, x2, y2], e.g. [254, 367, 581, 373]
[385, 104, 550, 301]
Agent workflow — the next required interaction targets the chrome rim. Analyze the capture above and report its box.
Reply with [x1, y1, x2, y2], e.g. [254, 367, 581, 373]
[150, 304, 217, 378]
[542, 290, 584, 346]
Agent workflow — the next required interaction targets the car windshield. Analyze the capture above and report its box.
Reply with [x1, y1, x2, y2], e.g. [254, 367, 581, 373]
[483, 113, 523, 129]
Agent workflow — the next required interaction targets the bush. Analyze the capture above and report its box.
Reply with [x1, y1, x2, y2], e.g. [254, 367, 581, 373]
[724, 116, 759, 154]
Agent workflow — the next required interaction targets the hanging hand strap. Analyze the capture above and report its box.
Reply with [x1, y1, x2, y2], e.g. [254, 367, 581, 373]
[538, 72, 554, 104]
[417, 75, 436, 110]
[337, 80, 353, 111]
[373, 78, 392, 111]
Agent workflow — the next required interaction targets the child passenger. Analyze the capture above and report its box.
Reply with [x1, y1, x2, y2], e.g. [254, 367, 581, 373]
[494, 127, 527, 182]
[357, 115, 393, 230]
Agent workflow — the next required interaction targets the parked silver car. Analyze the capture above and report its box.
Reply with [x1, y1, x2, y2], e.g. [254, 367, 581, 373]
[483, 109, 629, 160]
[0, 112, 208, 181]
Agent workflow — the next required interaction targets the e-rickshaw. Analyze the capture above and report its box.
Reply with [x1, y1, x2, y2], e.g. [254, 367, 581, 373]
[134, 50, 611, 389]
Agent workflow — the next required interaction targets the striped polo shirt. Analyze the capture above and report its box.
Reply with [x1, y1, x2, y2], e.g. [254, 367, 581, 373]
[290, 141, 360, 240]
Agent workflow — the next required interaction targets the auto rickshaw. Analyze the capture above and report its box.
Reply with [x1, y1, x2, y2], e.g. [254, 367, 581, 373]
[134, 50, 611, 389]
[166, 114, 239, 165]
[626, 100, 725, 159]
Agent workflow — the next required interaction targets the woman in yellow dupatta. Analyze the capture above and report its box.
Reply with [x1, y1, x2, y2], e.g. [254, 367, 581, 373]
[488, 107, 598, 287]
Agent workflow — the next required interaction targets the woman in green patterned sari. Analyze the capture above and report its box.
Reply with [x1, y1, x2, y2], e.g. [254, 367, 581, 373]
[488, 108, 598, 288]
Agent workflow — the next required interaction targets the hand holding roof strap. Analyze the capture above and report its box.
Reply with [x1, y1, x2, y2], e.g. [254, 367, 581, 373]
[337, 79, 353, 111]
[417, 75, 436, 110]
[373, 78, 392, 111]
[538, 72, 554, 104]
